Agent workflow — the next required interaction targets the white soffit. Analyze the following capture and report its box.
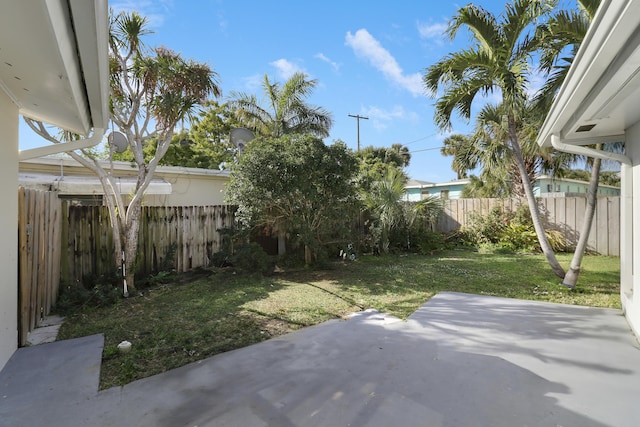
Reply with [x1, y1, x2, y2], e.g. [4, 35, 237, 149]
[538, 0, 640, 147]
[0, 0, 108, 135]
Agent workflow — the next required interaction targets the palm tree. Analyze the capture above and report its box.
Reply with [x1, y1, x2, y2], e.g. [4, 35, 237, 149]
[424, 1, 566, 278]
[442, 102, 563, 198]
[535, 0, 601, 111]
[441, 134, 477, 180]
[228, 72, 333, 138]
[363, 166, 408, 253]
[535, 0, 603, 288]
[390, 143, 412, 167]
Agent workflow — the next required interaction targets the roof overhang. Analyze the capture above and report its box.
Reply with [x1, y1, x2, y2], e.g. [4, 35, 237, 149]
[19, 173, 172, 196]
[0, 0, 109, 135]
[537, 0, 640, 149]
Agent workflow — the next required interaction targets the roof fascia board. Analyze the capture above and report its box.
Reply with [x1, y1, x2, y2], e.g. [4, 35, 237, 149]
[20, 156, 232, 178]
[45, 0, 91, 134]
[537, 0, 636, 146]
[70, 0, 109, 129]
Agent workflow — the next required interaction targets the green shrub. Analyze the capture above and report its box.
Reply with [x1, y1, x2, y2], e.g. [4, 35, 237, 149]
[460, 204, 566, 253]
[501, 222, 539, 252]
[56, 271, 121, 314]
[232, 242, 273, 275]
[212, 242, 274, 275]
[414, 230, 449, 254]
[462, 206, 508, 246]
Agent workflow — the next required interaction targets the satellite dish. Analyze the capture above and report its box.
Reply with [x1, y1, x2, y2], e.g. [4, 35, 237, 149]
[230, 128, 255, 154]
[108, 131, 128, 153]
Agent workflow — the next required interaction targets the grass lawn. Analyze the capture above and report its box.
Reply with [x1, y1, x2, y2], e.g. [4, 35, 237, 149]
[57, 250, 621, 389]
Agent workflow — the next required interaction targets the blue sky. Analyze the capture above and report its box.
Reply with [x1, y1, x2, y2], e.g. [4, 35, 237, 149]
[20, 1, 568, 183]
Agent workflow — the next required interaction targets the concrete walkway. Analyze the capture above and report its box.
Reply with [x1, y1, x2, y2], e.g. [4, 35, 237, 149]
[1, 292, 640, 426]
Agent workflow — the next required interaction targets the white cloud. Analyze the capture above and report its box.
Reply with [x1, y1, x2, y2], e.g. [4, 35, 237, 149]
[417, 21, 448, 40]
[345, 29, 424, 97]
[241, 74, 264, 91]
[361, 105, 419, 130]
[314, 53, 340, 72]
[270, 58, 306, 80]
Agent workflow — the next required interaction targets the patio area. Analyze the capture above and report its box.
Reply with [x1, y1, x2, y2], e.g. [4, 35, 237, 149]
[1, 291, 639, 426]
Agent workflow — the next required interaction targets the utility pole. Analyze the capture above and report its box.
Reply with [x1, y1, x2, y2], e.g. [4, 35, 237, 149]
[348, 114, 368, 151]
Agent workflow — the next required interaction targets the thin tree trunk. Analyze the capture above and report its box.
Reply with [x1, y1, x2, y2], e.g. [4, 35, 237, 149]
[508, 117, 566, 279]
[563, 147, 602, 288]
[304, 245, 313, 265]
[123, 199, 143, 294]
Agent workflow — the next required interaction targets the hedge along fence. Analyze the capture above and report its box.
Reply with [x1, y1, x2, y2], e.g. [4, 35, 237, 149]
[61, 204, 236, 285]
[436, 197, 620, 256]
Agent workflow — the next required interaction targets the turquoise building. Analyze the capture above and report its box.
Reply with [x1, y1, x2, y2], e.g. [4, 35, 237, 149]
[403, 179, 470, 201]
[404, 175, 619, 201]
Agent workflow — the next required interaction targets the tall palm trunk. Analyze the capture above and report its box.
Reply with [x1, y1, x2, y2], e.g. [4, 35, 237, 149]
[562, 145, 603, 288]
[508, 117, 566, 278]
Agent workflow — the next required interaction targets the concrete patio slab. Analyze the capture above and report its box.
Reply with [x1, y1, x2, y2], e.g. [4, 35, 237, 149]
[26, 314, 65, 345]
[0, 334, 103, 426]
[1, 292, 639, 426]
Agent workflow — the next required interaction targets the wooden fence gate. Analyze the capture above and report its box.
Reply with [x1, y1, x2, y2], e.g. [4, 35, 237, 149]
[17, 188, 62, 346]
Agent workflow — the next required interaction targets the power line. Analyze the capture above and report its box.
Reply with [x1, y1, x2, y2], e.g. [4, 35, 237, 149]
[402, 132, 439, 146]
[408, 146, 443, 154]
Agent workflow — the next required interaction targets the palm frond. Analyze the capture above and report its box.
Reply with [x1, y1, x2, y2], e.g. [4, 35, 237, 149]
[447, 4, 500, 53]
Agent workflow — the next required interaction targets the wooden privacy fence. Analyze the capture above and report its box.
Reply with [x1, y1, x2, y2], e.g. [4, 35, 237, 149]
[61, 205, 235, 284]
[436, 197, 620, 256]
[18, 188, 62, 346]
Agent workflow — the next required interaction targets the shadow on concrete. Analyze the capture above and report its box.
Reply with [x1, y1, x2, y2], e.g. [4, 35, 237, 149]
[2, 293, 639, 426]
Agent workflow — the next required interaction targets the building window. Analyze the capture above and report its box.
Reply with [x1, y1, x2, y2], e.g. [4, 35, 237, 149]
[440, 190, 449, 199]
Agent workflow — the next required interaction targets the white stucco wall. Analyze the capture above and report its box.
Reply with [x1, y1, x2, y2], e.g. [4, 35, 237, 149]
[621, 121, 640, 337]
[0, 91, 18, 371]
[144, 170, 229, 206]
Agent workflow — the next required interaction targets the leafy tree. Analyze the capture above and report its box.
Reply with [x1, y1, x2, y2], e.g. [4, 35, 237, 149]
[226, 134, 359, 265]
[440, 134, 476, 180]
[27, 11, 220, 293]
[105, 101, 240, 169]
[599, 171, 620, 187]
[461, 175, 511, 199]
[355, 144, 411, 195]
[535, 0, 603, 288]
[228, 72, 332, 138]
[445, 102, 562, 198]
[424, 0, 566, 278]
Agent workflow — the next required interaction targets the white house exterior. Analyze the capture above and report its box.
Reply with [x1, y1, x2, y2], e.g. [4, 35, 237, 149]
[537, 0, 640, 336]
[0, 1, 108, 370]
